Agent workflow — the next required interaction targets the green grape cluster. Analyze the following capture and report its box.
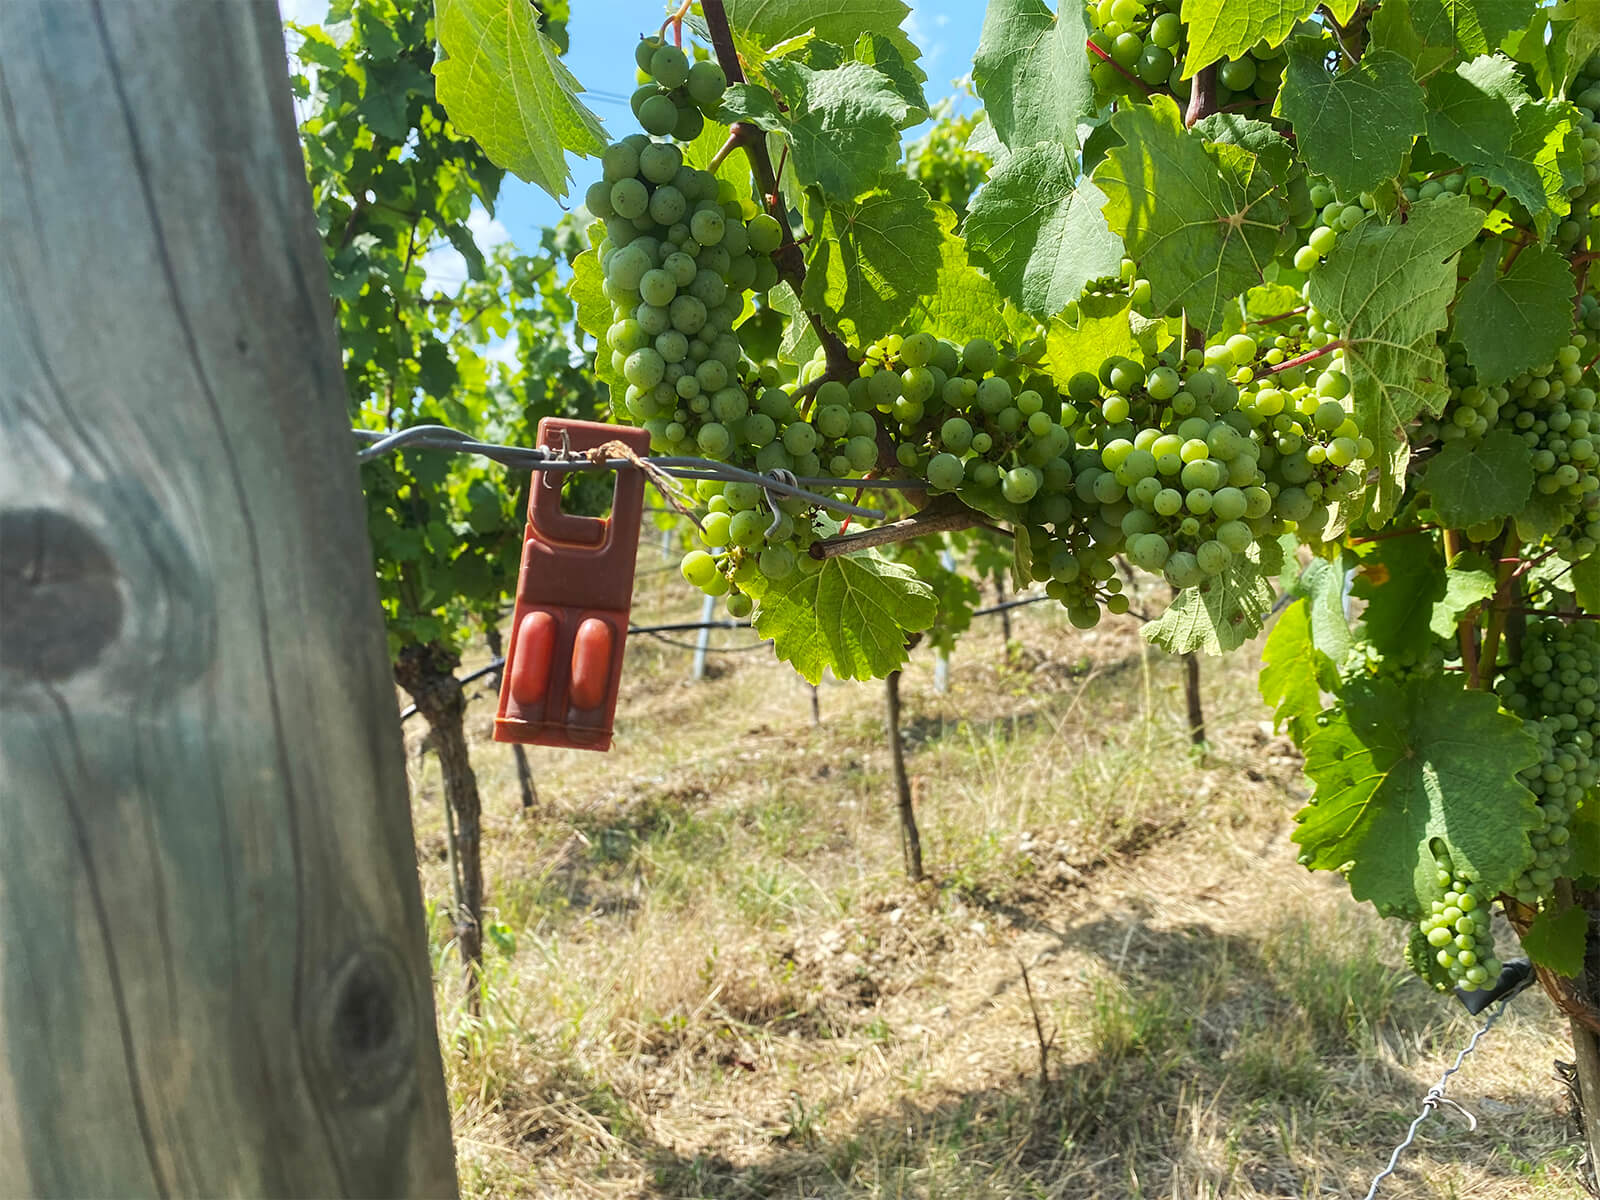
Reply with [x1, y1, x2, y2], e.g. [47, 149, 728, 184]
[1285, 182, 1384, 274]
[1496, 618, 1600, 904]
[1344, 637, 1448, 683]
[1085, 0, 1285, 110]
[1416, 848, 1503, 993]
[1559, 66, 1600, 251]
[629, 36, 727, 141]
[1425, 332, 1600, 564]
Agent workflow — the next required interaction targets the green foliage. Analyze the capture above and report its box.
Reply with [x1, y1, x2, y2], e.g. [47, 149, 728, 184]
[1421, 429, 1535, 526]
[1279, 44, 1425, 197]
[433, 0, 606, 200]
[1094, 97, 1288, 333]
[292, 0, 597, 657]
[1294, 675, 1542, 917]
[972, 0, 1095, 150]
[1453, 244, 1578, 383]
[963, 143, 1123, 319]
[1305, 195, 1485, 521]
[750, 553, 937, 682]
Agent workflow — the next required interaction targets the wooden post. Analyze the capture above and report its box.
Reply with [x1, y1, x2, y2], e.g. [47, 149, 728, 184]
[0, 3, 458, 1196]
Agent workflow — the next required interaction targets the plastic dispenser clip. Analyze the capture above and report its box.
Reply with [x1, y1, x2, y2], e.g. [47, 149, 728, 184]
[494, 418, 652, 751]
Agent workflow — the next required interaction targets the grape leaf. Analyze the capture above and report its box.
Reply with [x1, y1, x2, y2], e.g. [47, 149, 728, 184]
[1280, 44, 1425, 197]
[760, 59, 915, 198]
[1351, 532, 1445, 654]
[1509, 3, 1593, 97]
[1369, 0, 1458, 77]
[1261, 599, 1332, 742]
[1044, 295, 1141, 388]
[1519, 904, 1590, 976]
[752, 551, 936, 682]
[1427, 561, 1498, 639]
[963, 141, 1123, 320]
[1292, 556, 1354, 665]
[1179, 0, 1320, 77]
[972, 0, 1096, 150]
[1093, 96, 1288, 335]
[909, 204, 1011, 346]
[1408, 0, 1538, 56]
[714, 0, 915, 63]
[1422, 429, 1536, 527]
[768, 281, 822, 366]
[1306, 195, 1485, 523]
[570, 235, 626, 397]
[1190, 113, 1295, 180]
[1425, 55, 1583, 228]
[1573, 555, 1600, 616]
[1294, 675, 1542, 917]
[1570, 795, 1600, 883]
[432, 0, 607, 201]
[1143, 536, 1283, 655]
[802, 174, 942, 345]
[853, 32, 928, 117]
[1454, 245, 1580, 384]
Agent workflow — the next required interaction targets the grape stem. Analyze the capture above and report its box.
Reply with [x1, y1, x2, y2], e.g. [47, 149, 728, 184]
[1256, 304, 1309, 325]
[808, 494, 1003, 560]
[1259, 340, 1346, 376]
[1441, 528, 1482, 687]
[699, 0, 855, 382]
[1184, 64, 1218, 128]
[1084, 39, 1153, 99]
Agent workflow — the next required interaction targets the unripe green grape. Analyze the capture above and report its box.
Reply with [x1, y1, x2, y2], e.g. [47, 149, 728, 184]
[1027, 411, 1054, 438]
[972, 431, 994, 453]
[611, 177, 649, 220]
[648, 184, 687, 226]
[687, 60, 728, 108]
[603, 140, 641, 181]
[710, 387, 748, 424]
[639, 268, 677, 308]
[941, 416, 974, 452]
[1111, 31, 1142, 67]
[904, 366, 938, 405]
[625, 347, 666, 388]
[690, 206, 725, 246]
[681, 549, 719, 588]
[927, 452, 965, 491]
[639, 93, 679, 136]
[1218, 57, 1256, 91]
[782, 422, 819, 456]
[962, 337, 999, 375]
[900, 331, 938, 367]
[673, 103, 705, 141]
[1003, 466, 1042, 503]
[1293, 245, 1321, 272]
[649, 43, 690, 88]
[996, 406, 1024, 433]
[747, 212, 783, 253]
[815, 404, 851, 439]
[696, 422, 731, 456]
[1150, 11, 1181, 46]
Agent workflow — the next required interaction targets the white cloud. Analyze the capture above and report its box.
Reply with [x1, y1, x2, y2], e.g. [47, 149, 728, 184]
[419, 204, 512, 292]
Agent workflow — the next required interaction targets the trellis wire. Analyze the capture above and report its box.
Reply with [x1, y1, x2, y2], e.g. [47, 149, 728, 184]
[1363, 973, 1534, 1199]
[352, 424, 927, 523]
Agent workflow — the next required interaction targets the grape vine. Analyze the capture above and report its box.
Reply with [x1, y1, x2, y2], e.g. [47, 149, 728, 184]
[427, 0, 1600, 1153]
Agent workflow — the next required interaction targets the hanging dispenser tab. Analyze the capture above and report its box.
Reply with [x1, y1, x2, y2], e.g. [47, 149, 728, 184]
[493, 418, 652, 751]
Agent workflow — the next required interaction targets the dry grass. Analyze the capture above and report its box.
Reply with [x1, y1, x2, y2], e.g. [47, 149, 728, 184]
[404, 558, 1587, 1199]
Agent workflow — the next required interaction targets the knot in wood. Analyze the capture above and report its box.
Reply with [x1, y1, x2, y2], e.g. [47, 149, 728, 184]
[312, 943, 417, 1106]
[0, 508, 123, 682]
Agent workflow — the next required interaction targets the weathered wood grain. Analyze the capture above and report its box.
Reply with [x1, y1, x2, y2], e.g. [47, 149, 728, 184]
[0, 2, 458, 1194]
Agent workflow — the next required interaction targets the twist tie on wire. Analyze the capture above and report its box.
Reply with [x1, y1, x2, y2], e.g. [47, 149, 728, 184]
[764, 468, 797, 539]
[586, 438, 703, 532]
